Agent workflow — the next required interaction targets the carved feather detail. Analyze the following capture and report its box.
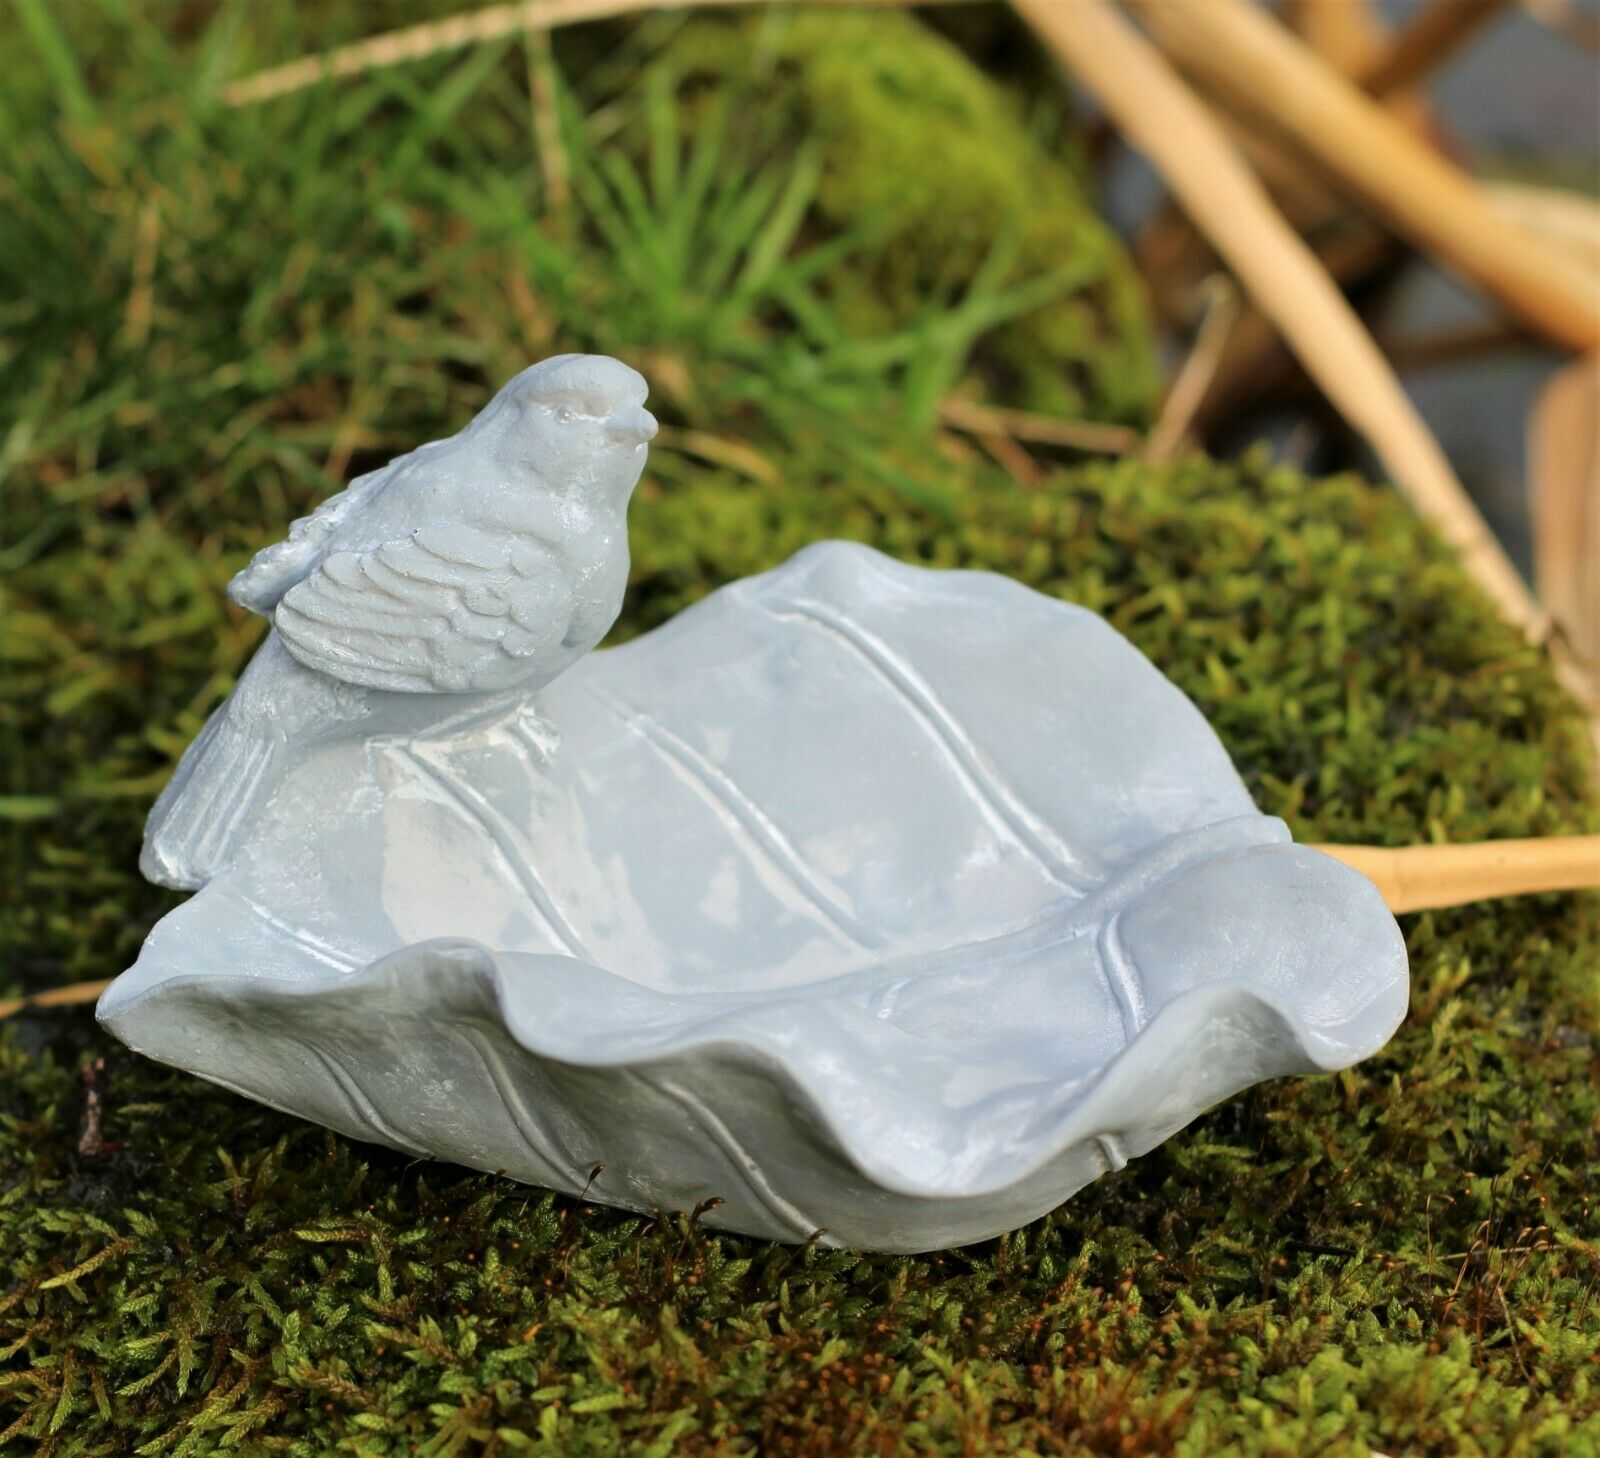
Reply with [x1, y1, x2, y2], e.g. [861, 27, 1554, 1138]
[275, 530, 568, 694]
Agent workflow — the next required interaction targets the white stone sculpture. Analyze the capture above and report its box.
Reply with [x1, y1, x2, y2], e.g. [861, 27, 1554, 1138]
[99, 358, 1409, 1253]
[141, 353, 657, 891]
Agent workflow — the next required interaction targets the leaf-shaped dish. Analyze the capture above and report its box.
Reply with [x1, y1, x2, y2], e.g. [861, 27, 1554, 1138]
[100, 543, 1407, 1252]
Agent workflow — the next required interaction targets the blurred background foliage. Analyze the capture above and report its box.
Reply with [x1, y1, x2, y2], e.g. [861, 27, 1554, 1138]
[0, 2, 1596, 1454]
[1, 2, 1161, 980]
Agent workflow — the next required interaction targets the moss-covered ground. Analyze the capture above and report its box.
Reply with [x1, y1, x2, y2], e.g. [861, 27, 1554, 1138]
[2, 6, 1596, 1454]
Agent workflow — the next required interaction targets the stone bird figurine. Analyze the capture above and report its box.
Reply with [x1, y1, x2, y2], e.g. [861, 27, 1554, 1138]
[142, 354, 657, 890]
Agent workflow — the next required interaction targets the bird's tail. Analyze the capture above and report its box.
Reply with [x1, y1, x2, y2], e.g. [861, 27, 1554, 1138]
[140, 702, 279, 890]
[228, 533, 322, 615]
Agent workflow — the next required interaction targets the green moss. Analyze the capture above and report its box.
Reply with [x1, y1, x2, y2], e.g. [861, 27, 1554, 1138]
[2, 3, 1597, 1453]
[5, 450, 1598, 1455]
[629, 10, 1159, 424]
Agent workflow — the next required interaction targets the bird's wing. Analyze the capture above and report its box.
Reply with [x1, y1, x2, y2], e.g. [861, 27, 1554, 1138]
[229, 466, 394, 615]
[273, 526, 571, 694]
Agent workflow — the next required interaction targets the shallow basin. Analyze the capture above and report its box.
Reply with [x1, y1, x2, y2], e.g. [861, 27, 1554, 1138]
[99, 543, 1408, 1251]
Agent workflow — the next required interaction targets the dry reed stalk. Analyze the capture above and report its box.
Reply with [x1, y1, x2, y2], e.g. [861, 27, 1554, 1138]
[1188, 226, 1404, 434]
[1140, 0, 1435, 341]
[1356, 0, 1515, 97]
[523, 24, 571, 209]
[1131, 36, 1397, 312]
[1217, 326, 1540, 409]
[1314, 837, 1600, 914]
[1520, 0, 1600, 56]
[1285, 0, 1439, 139]
[122, 202, 161, 350]
[1382, 320, 1526, 370]
[1145, 275, 1241, 460]
[0, 979, 112, 1022]
[219, 0, 1596, 733]
[1133, 126, 1358, 319]
[1287, 0, 1388, 71]
[937, 398, 1141, 455]
[1528, 353, 1600, 720]
[1488, 183, 1600, 275]
[1127, 0, 1600, 352]
[1195, 323, 1534, 417]
[226, 0, 630, 104]
[1011, 0, 1545, 644]
[223, 0, 952, 106]
[653, 425, 780, 486]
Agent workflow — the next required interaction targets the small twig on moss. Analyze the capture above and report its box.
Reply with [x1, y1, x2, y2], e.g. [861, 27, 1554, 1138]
[937, 398, 1140, 455]
[1145, 274, 1240, 461]
[78, 1057, 106, 1157]
[0, 979, 112, 1022]
[968, 426, 1044, 487]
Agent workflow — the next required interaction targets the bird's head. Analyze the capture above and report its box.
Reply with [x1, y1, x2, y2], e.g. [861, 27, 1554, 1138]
[477, 354, 657, 509]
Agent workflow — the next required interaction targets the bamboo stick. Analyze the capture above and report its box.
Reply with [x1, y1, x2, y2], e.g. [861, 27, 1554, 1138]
[1315, 837, 1600, 913]
[1009, 0, 1545, 644]
[1127, 0, 1600, 353]
[4, 838, 1596, 1027]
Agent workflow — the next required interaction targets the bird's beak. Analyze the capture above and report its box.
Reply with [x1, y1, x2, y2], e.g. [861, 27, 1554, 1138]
[608, 404, 658, 446]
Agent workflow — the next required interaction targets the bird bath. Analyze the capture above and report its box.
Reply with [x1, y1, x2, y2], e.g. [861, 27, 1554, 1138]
[98, 361, 1408, 1252]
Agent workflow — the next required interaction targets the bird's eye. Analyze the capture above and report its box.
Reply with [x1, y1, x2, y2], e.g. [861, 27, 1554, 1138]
[557, 407, 575, 423]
